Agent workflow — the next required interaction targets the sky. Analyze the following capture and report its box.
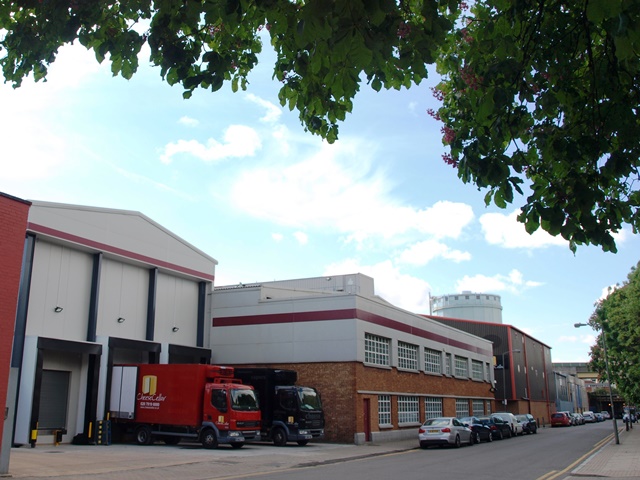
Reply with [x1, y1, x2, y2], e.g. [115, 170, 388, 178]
[1, 38, 638, 364]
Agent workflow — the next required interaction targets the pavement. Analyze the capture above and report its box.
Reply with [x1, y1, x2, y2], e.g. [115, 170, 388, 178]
[1, 424, 638, 479]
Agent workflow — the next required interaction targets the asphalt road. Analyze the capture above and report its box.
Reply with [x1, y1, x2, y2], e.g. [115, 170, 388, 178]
[233, 422, 614, 480]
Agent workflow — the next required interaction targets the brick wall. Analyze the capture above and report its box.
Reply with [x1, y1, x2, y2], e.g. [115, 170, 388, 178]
[0, 193, 30, 446]
[238, 362, 494, 443]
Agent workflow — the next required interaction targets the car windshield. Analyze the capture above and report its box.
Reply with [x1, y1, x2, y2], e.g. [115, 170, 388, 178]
[423, 418, 450, 427]
[230, 388, 260, 411]
[296, 387, 322, 411]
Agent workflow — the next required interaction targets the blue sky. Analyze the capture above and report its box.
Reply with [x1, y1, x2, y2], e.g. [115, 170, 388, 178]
[1, 40, 638, 363]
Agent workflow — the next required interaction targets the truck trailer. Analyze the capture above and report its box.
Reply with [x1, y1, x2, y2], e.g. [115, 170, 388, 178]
[233, 368, 324, 446]
[109, 364, 261, 448]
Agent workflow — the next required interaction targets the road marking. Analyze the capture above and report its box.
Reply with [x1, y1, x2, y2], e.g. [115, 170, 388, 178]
[536, 433, 615, 480]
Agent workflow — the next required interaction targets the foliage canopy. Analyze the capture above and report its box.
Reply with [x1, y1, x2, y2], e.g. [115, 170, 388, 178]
[589, 261, 640, 404]
[1, 0, 639, 251]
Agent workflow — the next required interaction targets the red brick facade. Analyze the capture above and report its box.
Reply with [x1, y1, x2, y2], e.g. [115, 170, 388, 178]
[0, 193, 30, 446]
[248, 362, 494, 443]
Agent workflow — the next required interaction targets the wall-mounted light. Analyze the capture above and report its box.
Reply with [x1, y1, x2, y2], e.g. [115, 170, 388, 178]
[117, 317, 125, 323]
[54, 306, 63, 313]
[172, 326, 179, 332]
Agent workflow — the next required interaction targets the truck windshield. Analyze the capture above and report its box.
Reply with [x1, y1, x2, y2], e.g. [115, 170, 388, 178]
[230, 388, 260, 411]
[297, 387, 322, 411]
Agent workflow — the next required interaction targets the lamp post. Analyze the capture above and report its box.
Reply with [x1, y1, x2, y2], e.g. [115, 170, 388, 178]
[575, 322, 620, 445]
[501, 349, 521, 406]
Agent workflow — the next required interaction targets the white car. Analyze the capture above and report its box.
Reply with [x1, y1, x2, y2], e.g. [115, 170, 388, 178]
[583, 411, 596, 423]
[418, 417, 474, 448]
[492, 412, 524, 436]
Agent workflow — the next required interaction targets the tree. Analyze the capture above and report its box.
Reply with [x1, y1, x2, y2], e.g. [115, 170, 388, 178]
[1, 1, 638, 251]
[588, 261, 640, 404]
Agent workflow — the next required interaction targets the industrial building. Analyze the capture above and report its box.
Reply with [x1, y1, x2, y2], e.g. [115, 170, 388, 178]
[2, 195, 499, 452]
[211, 275, 496, 443]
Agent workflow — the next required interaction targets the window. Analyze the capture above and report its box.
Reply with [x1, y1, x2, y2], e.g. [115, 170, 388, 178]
[455, 399, 469, 418]
[365, 333, 390, 366]
[455, 356, 469, 377]
[445, 353, 452, 376]
[485, 362, 490, 382]
[425, 397, 443, 419]
[471, 360, 484, 380]
[424, 348, 442, 374]
[398, 396, 419, 424]
[397, 341, 418, 370]
[378, 395, 391, 426]
[486, 400, 492, 415]
[472, 399, 485, 416]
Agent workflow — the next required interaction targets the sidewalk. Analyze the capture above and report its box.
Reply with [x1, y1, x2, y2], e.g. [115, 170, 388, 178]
[567, 423, 640, 479]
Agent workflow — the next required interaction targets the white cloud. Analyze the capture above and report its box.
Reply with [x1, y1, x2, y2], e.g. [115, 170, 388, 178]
[246, 93, 282, 123]
[454, 268, 543, 294]
[480, 209, 567, 248]
[160, 125, 261, 164]
[228, 139, 474, 246]
[272, 233, 284, 242]
[179, 116, 199, 127]
[396, 239, 471, 266]
[323, 259, 432, 314]
[294, 231, 308, 245]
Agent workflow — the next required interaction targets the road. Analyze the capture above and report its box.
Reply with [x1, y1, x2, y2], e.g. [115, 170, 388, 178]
[8, 422, 614, 479]
[234, 422, 613, 480]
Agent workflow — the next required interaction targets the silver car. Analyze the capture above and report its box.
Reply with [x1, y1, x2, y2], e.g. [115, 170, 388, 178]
[418, 417, 474, 448]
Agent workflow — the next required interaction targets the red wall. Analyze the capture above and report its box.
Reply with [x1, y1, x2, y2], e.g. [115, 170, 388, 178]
[0, 193, 30, 444]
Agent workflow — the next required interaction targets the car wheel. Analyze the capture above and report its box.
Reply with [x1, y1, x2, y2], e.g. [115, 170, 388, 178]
[454, 435, 461, 448]
[533, 427, 537, 434]
[272, 428, 287, 447]
[473, 432, 480, 445]
[135, 425, 153, 445]
[419, 441, 428, 449]
[506, 429, 512, 438]
[201, 429, 218, 449]
[487, 431, 493, 442]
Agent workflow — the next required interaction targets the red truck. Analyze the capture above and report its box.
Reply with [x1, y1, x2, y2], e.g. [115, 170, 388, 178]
[109, 364, 261, 448]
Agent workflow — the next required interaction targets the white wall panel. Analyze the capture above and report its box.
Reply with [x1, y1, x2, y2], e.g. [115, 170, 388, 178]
[26, 242, 92, 341]
[155, 273, 199, 344]
[97, 259, 148, 340]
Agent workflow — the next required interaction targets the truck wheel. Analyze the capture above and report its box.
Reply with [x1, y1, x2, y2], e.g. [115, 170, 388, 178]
[272, 428, 287, 447]
[297, 440, 309, 446]
[135, 426, 153, 445]
[230, 443, 244, 449]
[201, 429, 218, 449]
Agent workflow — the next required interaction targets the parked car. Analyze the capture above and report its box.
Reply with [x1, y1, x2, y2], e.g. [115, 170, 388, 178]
[516, 414, 538, 434]
[477, 415, 512, 440]
[418, 417, 474, 448]
[594, 412, 604, 422]
[551, 412, 572, 427]
[583, 411, 596, 423]
[459, 416, 494, 443]
[570, 413, 585, 425]
[601, 411, 611, 419]
[492, 412, 523, 436]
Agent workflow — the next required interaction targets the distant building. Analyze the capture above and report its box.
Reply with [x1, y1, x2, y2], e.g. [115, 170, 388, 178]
[431, 292, 503, 324]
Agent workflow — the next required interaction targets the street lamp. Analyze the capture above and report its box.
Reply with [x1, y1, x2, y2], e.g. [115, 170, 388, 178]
[575, 322, 620, 445]
[500, 349, 521, 406]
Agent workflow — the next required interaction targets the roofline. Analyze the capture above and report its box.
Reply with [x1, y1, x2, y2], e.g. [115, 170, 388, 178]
[421, 314, 553, 349]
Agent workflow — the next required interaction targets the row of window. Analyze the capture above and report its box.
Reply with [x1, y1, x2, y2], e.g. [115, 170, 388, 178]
[365, 333, 491, 381]
[378, 395, 493, 426]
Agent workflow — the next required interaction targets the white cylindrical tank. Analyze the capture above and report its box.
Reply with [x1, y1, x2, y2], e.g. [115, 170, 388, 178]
[430, 291, 503, 323]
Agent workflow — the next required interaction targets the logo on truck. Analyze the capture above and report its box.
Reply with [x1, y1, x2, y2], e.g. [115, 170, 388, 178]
[137, 375, 167, 409]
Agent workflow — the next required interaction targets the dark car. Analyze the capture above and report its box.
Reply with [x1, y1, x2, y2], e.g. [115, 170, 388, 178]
[516, 413, 538, 434]
[476, 415, 512, 440]
[459, 416, 494, 443]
